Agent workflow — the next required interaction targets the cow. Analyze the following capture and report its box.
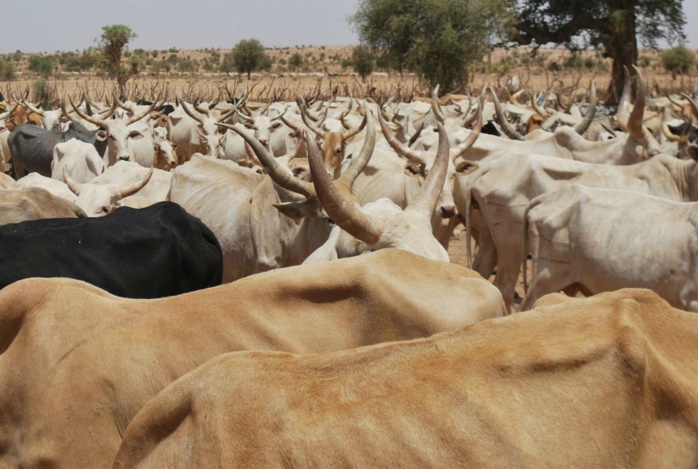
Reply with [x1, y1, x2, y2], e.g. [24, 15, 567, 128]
[452, 67, 659, 165]
[50, 138, 106, 183]
[68, 97, 160, 167]
[0, 187, 85, 224]
[0, 201, 222, 297]
[21, 98, 69, 132]
[113, 289, 698, 468]
[521, 183, 698, 312]
[7, 121, 106, 178]
[166, 99, 237, 161]
[63, 166, 155, 216]
[456, 146, 698, 312]
[0, 249, 505, 468]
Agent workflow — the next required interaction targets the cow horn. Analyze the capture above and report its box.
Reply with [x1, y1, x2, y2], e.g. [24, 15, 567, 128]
[63, 168, 82, 195]
[405, 121, 450, 219]
[127, 96, 160, 125]
[532, 91, 548, 117]
[343, 110, 368, 141]
[180, 99, 205, 125]
[378, 110, 426, 165]
[219, 122, 315, 198]
[680, 93, 698, 123]
[490, 87, 525, 140]
[627, 65, 646, 141]
[616, 66, 632, 132]
[21, 97, 44, 116]
[431, 85, 447, 123]
[299, 102, 326, 139]
[339, 109, 375, 186]
[69, 95, 110, 128]
[0, 102, 18, 121]
[572, 81, 597, 135]
[119, 168, 153, 198]
[450, 101, 483, 161]
[306, 132, 383, 245]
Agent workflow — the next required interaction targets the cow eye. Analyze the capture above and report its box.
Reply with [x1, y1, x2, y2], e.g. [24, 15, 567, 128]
[322, 216, 334, 225]
[129, 131, 143, 139]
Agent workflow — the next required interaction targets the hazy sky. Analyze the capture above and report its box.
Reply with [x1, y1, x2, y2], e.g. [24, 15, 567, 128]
[1, 0, 696, 54]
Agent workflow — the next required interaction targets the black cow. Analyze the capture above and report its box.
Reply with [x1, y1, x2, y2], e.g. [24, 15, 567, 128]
[0, 202, 223, 298]
[481, 120, 501, 136]
[7, 121, 107, 179]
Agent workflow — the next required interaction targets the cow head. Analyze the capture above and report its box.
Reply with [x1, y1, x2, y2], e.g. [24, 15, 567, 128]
[64, 167, 153, 216]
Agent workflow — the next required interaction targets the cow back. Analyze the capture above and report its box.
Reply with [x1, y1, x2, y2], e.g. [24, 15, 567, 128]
[0, 201, 222, 298]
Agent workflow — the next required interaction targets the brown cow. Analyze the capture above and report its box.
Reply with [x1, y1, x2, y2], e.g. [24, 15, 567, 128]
[114, 289, 698, 468]
[0, 187, 86, 224]
[0, 249, 504, 468]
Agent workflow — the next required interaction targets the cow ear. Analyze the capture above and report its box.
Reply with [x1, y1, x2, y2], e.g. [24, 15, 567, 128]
[96, 130, 108, 141]
[687, 144, 698, 162]
[291, 166, 311, 181]
[456, 160, 479, 175]
[404, 162, 422, 176]
[273, 200, 314, 219]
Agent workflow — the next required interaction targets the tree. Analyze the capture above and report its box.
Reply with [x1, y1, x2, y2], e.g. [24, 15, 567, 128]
[350, 0, 513, 93]
[512, 0, 686, 103]
[661, 45, 695, 79]
[289, 52, 304, 71]
[27, 55, 53, 78]
[96, 24, 138, 99]
[228, 39, 268, 79]
[0, 59, 16, 81]
[352, 45, 376, 81]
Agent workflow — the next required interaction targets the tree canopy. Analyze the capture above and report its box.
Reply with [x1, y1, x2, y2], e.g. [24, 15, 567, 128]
[350, 0, 513, 93]
[96, 24, 138, 99]
[227, 39, 269, 79]
[512, 0, 687, 102]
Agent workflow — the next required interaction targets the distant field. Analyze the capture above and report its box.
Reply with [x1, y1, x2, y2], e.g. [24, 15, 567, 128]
[2, 45, 696, 103]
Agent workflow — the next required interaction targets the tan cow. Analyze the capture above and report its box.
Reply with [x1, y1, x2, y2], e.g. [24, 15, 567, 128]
[114, 288, 698, 468]
[0, 187, 85, 224]
[0, 249, 504, 468]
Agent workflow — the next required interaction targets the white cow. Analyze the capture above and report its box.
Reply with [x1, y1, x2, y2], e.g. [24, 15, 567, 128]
[51, 138, 105, 183]
[522, 183, 698, 312]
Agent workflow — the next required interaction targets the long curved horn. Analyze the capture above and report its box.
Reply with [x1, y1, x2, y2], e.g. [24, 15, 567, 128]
[490, 87, 525, 140]
[431, 85, 447, 123]
[626, 65, 646, 141]
[306, 132, 383, 245]
[299, 102, 326, 139]
[450, 101, 483, 161]
[21, 97, 44, 116]
[378, 110, 426, 165]
[69, 96, 110, 128]
[119, 168, 154, 198]
[343, 110, 368, 141]
[127, 96, 160, 125]
[572, 81, 597, 135]
[616, 66, 632, 132]
[0, 102, 19, 121]
[532, 91, 548, 117]
[180, 99, 205, 124]
[405, 121, 450, 219]
[681, 92, 698, 123]
[63, 168, 82, 195]
[280, 114, 304, 135]
[218, 122, 315, 198]
[338, 109, 375, 186]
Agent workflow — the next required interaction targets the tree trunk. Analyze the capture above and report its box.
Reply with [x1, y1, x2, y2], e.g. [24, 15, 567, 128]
[604, 2, 638, 104]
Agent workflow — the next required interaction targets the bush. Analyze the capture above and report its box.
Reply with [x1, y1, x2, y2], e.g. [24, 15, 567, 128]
[661, 46, 694, 77]
[0, 59, 16, 81]
[27, 55, 54, 78]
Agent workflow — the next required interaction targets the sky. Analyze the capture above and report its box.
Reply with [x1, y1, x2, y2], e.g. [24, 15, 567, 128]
[0, 0, 696, 54]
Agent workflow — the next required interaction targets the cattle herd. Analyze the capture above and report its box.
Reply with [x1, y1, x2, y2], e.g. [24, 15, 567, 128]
[0, 65, 698, 466]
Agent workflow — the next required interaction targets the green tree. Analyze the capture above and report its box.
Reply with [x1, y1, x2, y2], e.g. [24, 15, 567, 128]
[352, 45, 375, 81]
[228, 39, 268, 79]
[0, 59, 16, 81]
[27, 55, 53, 78]
[350, 0, 513, 92]
[96, 24, 138, 99]
[512, 0, 686, 103]
[289, 52, 304, 71]
[661, 45, 695, 79]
